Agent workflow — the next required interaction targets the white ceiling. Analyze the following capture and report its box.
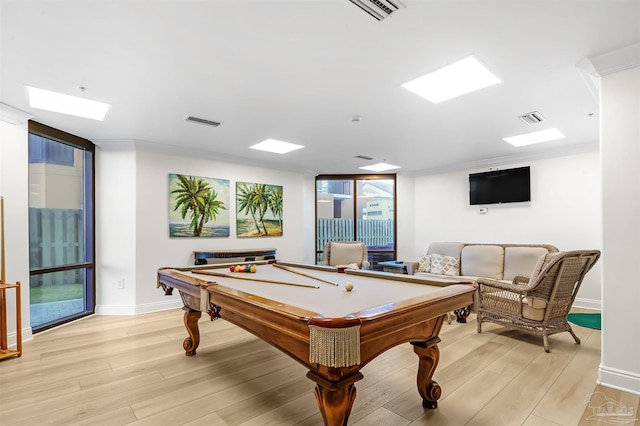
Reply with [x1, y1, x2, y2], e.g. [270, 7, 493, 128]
[1, 1, 639, 175]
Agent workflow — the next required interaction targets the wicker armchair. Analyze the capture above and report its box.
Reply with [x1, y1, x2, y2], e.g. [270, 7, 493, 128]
[476, 250, 601, 352]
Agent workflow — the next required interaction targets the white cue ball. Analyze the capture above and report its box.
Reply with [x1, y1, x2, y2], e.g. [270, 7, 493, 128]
[344, 282, 354, 292]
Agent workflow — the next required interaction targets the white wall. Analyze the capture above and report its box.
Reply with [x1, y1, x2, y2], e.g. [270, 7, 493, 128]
[396, 173, 415, 261]
[600, 65, 640, 394]
[96, 148, 316, 314]
[412, 152, 602, 308]
[0, 118, 32, 345]
[95, 149, 138, 314]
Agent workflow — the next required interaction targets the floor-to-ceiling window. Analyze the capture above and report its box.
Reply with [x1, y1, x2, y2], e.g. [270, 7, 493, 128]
[316, 174, 396, 269]
[28, 121, 95, 332]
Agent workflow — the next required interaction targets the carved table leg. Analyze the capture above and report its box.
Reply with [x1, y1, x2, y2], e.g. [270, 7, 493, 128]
[160, 283, 174, 295]
[454, 304, 472, 323]
[306, 371, 363, 426]
[412, 337, 442, 409]
[182, 308, 201, 356]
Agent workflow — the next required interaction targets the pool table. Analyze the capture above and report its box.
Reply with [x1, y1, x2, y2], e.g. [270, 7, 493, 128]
[157, 261, 475, 425]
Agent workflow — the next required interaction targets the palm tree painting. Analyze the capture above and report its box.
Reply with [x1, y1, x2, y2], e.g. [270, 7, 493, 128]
[236, 181, 283, 237]
[169, 174, 230, 237]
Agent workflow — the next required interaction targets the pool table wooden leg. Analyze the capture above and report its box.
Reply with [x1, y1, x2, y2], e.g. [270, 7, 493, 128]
[182, 308, 201, 356]
[306, 370, 363, 426]
[412, 337, 442, 409]
[454, 304, 472, 323]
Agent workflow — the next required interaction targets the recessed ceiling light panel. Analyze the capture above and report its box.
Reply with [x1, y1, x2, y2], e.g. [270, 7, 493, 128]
[25, 85, 111, 121]
[250, 139, 304, 154]
[504, 128, 565, 147]
[359, 162, 400, 172]
[401, 56, 502, 104]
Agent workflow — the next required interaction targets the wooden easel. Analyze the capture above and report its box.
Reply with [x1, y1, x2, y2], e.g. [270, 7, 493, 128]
[0, 196, 22, 360]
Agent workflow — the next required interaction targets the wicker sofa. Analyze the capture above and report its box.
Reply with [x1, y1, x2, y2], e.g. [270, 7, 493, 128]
[408, 242, 559, 322]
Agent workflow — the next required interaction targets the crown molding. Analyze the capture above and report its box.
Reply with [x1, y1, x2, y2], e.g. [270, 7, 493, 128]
[0, 102, 33, 125]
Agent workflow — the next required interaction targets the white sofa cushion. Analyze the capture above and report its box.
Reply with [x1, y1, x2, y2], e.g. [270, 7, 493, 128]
[461, 245, 504, 279]
[503, 247, 550, 281]
[427, 242, 464, 258]
[430, 253, 460, 276]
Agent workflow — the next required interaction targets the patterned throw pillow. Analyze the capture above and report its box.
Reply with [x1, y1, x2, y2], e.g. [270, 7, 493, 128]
[430, 253, 460, 276]
[418, 254, 431, 272]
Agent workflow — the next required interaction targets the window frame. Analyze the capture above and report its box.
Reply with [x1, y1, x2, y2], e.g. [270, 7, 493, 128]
[27, 120, 96, 332]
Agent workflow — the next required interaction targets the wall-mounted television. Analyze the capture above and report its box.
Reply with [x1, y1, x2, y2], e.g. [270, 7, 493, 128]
[469, 166, 531, 205]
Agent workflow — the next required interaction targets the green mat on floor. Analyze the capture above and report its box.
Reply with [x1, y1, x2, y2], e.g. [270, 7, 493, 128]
[567, 313, 601, 330]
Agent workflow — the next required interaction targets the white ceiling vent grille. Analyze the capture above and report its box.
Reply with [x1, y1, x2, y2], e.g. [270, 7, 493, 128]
[184, 115, 221, 127]
[348, 0, 405, 21]
[518, 111, 545, 125]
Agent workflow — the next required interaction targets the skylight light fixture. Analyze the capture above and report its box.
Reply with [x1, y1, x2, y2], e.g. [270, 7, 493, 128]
[401, 56, 502, 104]
[503, 128, 566, 147]
[359, 162, 400, 172]
[25, 86, 111, 121]
[250, 139, 304, 154]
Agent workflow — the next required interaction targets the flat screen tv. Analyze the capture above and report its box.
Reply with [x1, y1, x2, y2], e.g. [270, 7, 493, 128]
[469, 166, 530, 205]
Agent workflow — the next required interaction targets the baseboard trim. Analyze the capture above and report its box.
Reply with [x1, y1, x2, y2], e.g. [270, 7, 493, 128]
[95, 299, 182, 315]
[599, 364, 640, 396]
[573, 297, 601, 311]
[8, 326, 34, 347]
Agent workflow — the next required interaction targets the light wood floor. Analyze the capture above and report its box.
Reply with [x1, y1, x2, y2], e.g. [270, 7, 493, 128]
[1, 309, 638, 426]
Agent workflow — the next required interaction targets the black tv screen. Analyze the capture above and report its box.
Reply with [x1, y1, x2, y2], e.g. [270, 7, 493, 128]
[469, 166, 531, 205]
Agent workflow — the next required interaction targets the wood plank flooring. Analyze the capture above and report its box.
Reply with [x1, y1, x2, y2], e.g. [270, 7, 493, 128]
[1, 309, 638, 425]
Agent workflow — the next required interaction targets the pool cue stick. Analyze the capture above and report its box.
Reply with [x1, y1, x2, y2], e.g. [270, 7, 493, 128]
[192, 269, 319, 289]
[272, 263, 339, 286]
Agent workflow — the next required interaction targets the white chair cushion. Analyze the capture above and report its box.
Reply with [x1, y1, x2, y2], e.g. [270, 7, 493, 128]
[522, 296, 547, 321]
[329, 242, 363, 267]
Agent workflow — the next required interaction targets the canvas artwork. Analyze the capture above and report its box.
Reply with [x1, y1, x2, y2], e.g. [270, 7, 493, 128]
[168, 173, 230, 237]
[236, 181, 283, 237]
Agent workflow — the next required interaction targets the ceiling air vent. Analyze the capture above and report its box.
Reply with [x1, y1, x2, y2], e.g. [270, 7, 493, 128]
[348, 0, 405, 21]
[184, 115, 221, 127]
[518, 111, 545, 125]
[355, 155, 374, 160]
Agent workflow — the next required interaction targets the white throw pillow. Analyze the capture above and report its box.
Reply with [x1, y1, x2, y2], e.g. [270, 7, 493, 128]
[430, 253, 460, 276]
[418, 254, 431, 272]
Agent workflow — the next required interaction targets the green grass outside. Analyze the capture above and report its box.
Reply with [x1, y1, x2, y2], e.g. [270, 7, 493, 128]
[30, 284, 83, 303]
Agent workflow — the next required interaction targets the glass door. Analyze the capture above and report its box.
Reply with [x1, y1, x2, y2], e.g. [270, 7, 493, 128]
[28, 122, 95, 332]
[316, 175, 396, 269]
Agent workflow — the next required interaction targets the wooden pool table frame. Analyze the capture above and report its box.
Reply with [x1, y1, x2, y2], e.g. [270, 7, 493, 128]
[157, 261, 475, 425]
